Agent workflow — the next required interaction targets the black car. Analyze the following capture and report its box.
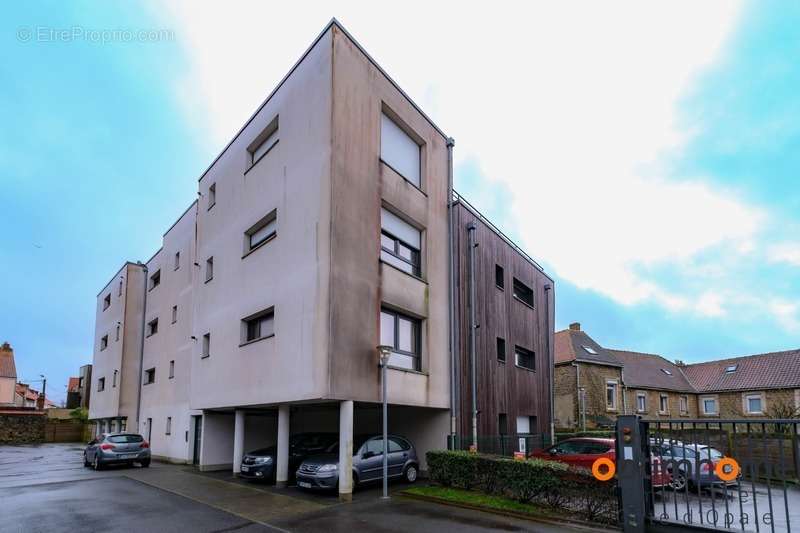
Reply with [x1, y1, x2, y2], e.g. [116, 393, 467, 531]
[239, 432, 337, 482]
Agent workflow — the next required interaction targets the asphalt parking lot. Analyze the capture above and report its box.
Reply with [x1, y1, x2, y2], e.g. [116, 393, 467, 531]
[0, 443, 598, 533]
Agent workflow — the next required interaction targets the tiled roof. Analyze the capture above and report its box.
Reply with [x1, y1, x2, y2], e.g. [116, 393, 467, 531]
[15, 384, 39, 402]
[0, 347, 16, 379]
[555, 329, 622, 367]
[682, 349, 800, 392]
[608, 350, 696, 393]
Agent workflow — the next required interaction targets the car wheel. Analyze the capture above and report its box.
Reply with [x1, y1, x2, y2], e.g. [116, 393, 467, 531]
[404, 464, 418, 483]
[670, 471, 687, 491]
[140, 459, 150, 468]
[93, 455, 103, 471]
[83, 453, 90, 467]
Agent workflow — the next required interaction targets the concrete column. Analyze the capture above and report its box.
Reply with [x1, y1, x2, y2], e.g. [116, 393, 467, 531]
[276, 404, 290, 487]
[233, 410, 245, 474]
[338, 400, 354, 502]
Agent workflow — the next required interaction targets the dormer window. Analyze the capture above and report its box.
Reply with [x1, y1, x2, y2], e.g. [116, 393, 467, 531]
[660, 368, 673, 376]
[725, 365, 738, 373]
[582, 345, 598, 355]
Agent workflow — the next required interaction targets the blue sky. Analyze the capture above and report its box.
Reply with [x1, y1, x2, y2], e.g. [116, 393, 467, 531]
[1, 2, 798, 404]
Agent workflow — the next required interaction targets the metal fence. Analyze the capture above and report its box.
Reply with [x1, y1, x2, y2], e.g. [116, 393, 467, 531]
[448, 433, 550, 456]
[644, 419, 800, 532]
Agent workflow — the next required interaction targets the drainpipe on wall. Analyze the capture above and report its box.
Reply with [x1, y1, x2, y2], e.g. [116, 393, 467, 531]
[544, 284, 554, 445]
[135, 262, 148, 429]
[621, 367, 628, 415]
[467, 221, 478, 450]
[446, 137, 457, 443]
[573, 361, 585, 432]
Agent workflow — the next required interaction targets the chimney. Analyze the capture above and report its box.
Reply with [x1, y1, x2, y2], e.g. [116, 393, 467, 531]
[569, 322, 581, 331]
[674, 359, 685, 367]
[0, 342, 11, 352]
[36, 393, 45, 410]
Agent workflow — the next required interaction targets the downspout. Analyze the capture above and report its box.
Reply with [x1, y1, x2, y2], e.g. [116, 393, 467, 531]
[573, 361, 584, 432]
[467, 221, 478, 450]
[135, 262, 148, 428]
[544, 284, 554, 445]
[446, 137, 457, 444]
[621, 367, 628, 415]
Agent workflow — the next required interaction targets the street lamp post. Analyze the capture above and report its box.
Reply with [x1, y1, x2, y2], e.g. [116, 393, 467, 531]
[377, 345, 392, 500]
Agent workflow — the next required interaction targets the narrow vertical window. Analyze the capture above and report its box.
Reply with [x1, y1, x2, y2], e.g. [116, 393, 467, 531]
[112, 370, 118, 388]
[118, 279, 123, 297]
[379, 308, 421, 371]
[495, 265, 504, 289]
[100, 335, 108, 351]
[149, 270, 161, 290]
[174, 251, 180, 270]
[103, 294, 111, 310]
[496, 337, 506, 362]
[171, 305, 178, 324]
[202, 333, 211, 358]
[205, 257, 214, 282]
[208, 183, 216, 210]
[166, 417, 172, 435]
[115, 324, 120, 342]
[169, 360, 175, 379]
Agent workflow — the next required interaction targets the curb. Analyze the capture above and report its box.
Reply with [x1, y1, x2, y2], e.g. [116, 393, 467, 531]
[399, 490, 619, 532]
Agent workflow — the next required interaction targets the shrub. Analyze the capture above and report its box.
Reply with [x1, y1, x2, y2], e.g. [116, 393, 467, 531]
[426, 450, 617, 524]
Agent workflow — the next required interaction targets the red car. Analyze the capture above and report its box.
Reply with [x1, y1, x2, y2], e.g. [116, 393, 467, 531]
[530, 437, 670, 489]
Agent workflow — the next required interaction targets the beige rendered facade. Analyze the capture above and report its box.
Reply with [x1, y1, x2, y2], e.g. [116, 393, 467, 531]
[89, 21, 463, 498]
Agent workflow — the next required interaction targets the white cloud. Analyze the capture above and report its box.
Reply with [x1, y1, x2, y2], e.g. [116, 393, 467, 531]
[768, 299, 800, 332]
[155, 1, 795, 325]
[767, 243, 800, 266]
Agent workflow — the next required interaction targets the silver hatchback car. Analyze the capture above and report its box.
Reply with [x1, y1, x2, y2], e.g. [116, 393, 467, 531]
[296, 434, 418, 490]
[84, 433, 151, 470]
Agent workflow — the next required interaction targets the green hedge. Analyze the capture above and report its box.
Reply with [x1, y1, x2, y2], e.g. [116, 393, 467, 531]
[555, 430, 614, 440]
[426, 450, 617, 524]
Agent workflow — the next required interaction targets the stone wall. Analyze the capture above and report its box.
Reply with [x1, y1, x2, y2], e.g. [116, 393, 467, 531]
[624, 388, 698, 419]
[0, 411, 46, 444]
[578, 362, 623, 425]
[554, 364, 577, 428]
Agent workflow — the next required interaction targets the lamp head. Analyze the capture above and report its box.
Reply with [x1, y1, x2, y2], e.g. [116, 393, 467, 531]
[377, 345, 392, 366]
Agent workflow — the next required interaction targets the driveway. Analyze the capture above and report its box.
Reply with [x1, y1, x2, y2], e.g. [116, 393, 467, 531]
[0, 443, 604, 533]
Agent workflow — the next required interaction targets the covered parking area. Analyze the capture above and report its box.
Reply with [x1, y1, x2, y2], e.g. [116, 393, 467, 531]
[196, 401, 449, 500]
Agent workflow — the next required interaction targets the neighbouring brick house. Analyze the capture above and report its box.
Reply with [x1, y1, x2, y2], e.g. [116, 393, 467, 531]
[555, 323, 800, 429]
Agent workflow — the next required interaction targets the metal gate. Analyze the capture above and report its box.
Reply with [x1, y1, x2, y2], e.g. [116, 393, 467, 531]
[616, 416, 800, 533]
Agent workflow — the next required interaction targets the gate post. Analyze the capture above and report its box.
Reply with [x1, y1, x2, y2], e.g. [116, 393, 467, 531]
[616, 415, 646, 533]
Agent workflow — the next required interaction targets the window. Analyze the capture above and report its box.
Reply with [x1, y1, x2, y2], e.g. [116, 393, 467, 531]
[118, 279, 123, 297]
[208, 183, 216, 209]
[171, 305, 178, 324]
[512, 278, 534, 307]
[679, 395, 689, 415]
[205, 257, 214, 282]
[174, 251, 180, 270]
[103, 294, 111, 310]
[166, 416, 172, 435]
[701, 396, 718, 415]
[496, 337, 506, 363]
[582, 345, 598, 355]
[100, 335, 108, 351]
[201, 333, 211, 358]
[380, 111, 421, 187]
[147, 318, 158, 337]
[659, 394, 669, 414]
[514, 345, 535, 371]
[380, 208, 421, 276]
[495, 265, 504, 289]
[606, 381, 618, 410]
[725, 364, 738, 373]
[244, 210, 277, 253]
[380, 308, 421, 371]
[498, 413, 508, 435]
[144, 368, 155, 385]
[636, 392, 647, 413]
[745, 393, 764, 414]
[242, 308, 275, 344]
[169, 360, 175, 379]
[149, 270, 160, 290]
[516, 415, 536, 434]
[97, 377, 105, 392]
[115, 325, 120, 342]
[660, 368, 673, 376]
[112, 370, 117, 388]
[247, 116, 279, 166]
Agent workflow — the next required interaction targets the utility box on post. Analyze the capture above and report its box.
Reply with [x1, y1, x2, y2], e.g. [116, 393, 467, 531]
[616, 415, 647, 533]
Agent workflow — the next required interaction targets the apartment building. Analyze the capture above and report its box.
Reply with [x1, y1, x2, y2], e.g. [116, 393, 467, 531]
[89, 20, 554, 500]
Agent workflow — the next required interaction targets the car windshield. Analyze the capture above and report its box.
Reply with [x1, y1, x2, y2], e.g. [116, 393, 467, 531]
[700, 447, 724, 459]
[325, 435, 370, 454]
[108, 434, 144, 443]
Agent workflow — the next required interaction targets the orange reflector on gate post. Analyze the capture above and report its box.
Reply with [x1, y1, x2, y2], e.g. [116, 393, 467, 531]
[513, 451, 525, 461]
[715, 457, 740, 482]
[592, 457, 616, 481]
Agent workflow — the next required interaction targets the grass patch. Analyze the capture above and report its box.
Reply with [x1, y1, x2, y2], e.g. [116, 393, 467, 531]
[401, 485, 563, 521]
